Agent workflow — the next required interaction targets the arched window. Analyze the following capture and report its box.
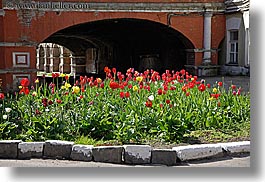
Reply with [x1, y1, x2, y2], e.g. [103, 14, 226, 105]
[36, 43, 73, 75]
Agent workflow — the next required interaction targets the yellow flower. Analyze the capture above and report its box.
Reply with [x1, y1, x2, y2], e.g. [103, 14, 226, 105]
[72, 86, 80, 94]
[18, 86, 23, 89]
[60, 73, 66, 77]
[136, 76, 143, 82]
[65, 83, 71, 89]
[208, 97, 214, 101]
[61, 82, 71, 90]
[133, 85, 138, 92]
[96, 78, 102, 84]
[35, 79, 39, 84]
[32, 91, 37, 96]
[213, 88, 218, 93]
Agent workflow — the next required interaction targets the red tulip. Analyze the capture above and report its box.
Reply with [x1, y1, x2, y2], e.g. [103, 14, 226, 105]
[211, 93, 221, 99]
[56, 99, 62, 104]
[35, 109, 41, 115]
[109, 81, 119, 89]
[19, 87, 30, 95]
[120, 92, 125, 98]
[0, 93, 4, 99]
[112, 68, 116, 74]
[157, 88, 163, 95]
[198, 84, 206, 92]
[182, 85, 188, 92]
[145, 100, 152, 107]
[100, 82, 104, 89]
[104, 66, 111, 73]
[52, 73, 59, 78]
[20, 78, 30, 87]
[125, 92, 130, 98]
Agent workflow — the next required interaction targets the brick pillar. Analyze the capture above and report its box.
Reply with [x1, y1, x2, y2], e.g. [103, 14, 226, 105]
[0, 46, 37, 92]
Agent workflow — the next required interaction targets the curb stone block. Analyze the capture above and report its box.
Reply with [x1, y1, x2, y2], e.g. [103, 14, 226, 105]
[123, 145, 152, 164]
[0, 140, 21, 159]
[70, 145, 93, 161]
[92, 146, 123, 164]
[151, 149, 177, 166]
[172, 143, 223, 161]
[219, 141, 250, 154]
[18, 142, 45, 159]
[43, 140, 74, 159]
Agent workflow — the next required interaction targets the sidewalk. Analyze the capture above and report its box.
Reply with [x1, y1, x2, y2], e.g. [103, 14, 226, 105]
[199, 75, 250, 93]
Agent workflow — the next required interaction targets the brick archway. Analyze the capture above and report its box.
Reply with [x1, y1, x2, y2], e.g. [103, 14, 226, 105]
[0, 0, 226, 91]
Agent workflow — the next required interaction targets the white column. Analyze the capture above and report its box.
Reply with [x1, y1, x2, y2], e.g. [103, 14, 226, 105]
[49, 44, 54, 72]
[36, 46, 40, 70]
[243, 11, 250, 66]
[59, 46, 64, 73]
[203, 12, 213, 64]
[70, 54, 76, 78]
[43, 44, 48, 73]
[245, 28, 250, 66]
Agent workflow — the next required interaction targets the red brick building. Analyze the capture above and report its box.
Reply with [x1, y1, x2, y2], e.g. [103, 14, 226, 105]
[0, 0, 249, 92]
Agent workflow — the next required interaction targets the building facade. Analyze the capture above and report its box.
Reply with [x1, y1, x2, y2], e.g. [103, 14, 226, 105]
[220, 0, 250, 75]
[0, 0, 250, 92]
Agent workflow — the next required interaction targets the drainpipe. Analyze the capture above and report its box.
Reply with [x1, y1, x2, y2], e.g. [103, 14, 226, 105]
[167, 13, 190, 26]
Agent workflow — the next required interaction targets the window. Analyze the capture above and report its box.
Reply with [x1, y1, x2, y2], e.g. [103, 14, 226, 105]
[229, 30, 238, 64]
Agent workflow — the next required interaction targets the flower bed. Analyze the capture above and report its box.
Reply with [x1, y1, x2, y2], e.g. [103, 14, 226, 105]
[0, 67, 250, 144]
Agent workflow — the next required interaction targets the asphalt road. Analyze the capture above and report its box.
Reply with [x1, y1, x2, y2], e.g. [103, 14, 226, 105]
[0, 155, 250, 167]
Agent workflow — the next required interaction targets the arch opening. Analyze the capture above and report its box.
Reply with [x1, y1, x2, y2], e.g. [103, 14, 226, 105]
[41, 18, 195, 76]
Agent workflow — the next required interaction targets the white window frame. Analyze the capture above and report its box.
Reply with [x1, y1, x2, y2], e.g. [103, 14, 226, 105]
[228, 30, 239, 64]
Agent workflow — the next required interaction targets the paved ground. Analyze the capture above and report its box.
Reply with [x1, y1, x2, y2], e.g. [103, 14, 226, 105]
[0, 154, 250, 167]
[199, 75, 250, 93]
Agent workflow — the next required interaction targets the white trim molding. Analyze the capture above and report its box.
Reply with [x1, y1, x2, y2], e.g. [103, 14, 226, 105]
[12, 52, 30, 68]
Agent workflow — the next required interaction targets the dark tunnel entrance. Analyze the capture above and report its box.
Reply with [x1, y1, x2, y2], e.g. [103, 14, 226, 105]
[42, 18, 195, 76]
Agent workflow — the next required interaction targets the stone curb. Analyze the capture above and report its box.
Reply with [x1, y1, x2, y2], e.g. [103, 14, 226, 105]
[0, 140, 250, 166]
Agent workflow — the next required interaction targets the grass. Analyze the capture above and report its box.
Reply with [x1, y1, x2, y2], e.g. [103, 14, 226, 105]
[74, 120, 250, 148]
[74, 135, 122, 146]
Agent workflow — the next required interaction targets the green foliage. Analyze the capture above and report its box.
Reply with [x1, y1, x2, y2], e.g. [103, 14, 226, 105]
[0, 68, 250, 144]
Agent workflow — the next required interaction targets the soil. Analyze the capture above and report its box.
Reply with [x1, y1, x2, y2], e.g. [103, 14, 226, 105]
[147, 136, 251, 149]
